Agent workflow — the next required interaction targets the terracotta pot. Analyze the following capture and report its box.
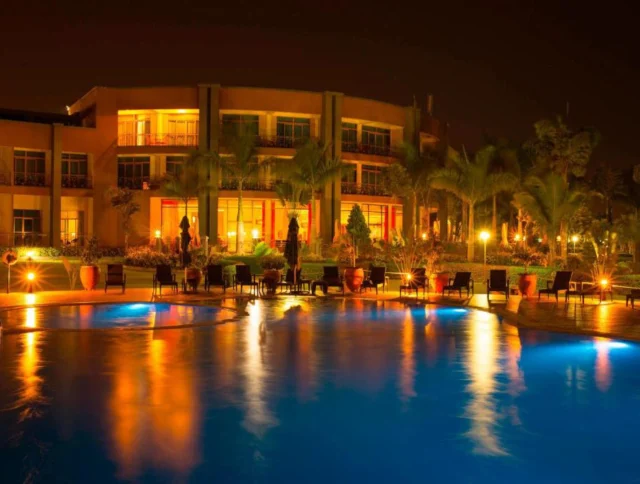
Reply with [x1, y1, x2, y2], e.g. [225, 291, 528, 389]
[518, 273, 537, 297]
[80, 265, 100, 291]
[185, 267, 202, 287]
[434, 272, 449, 293]
[344, 267, 364, 293]
[262, 269, 282, 284]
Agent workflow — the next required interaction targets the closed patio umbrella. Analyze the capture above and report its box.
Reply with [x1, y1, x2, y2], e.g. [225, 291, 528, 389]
[284, 216, 300, 290]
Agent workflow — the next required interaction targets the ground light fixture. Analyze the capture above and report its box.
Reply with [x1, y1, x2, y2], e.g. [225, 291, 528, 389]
[26, 272, 35, 294]
[571, 234, 579, 253]
[252, 228, 260, 239]
[154, 229, 162, 251]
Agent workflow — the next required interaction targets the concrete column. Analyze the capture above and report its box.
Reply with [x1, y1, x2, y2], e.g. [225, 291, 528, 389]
[50, 123, 62, 248]
[320, 92, 343, 244]
[197, 84, 210, 240]
[403, 106, 421, 239]
[356, 163, 362, 187]
[208, 84, 221, 245]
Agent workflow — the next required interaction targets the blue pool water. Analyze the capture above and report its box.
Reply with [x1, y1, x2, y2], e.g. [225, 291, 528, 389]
[1, 299, 640, 483]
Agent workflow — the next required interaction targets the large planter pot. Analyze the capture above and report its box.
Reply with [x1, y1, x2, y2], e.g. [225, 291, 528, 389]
[80, 265, 100, 291]
[344, 267, 365, 293]
[434, 272, 449, 293]
[518, 273, 537, 298]
[185, 267, 202, 288]
[262, 269, 282, 284]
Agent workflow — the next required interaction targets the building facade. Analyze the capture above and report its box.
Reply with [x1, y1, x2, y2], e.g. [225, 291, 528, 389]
[0, 85, 441, 250]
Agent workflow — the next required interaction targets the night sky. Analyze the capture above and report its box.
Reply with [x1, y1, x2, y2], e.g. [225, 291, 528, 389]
[1, 1, 637, 168]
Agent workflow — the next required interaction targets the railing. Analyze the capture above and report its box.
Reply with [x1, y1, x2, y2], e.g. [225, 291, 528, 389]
[220, 134, 315, 150]
[13, 173, 49, 187]
[62, 174, 93, 189]
[341, 182, 388, 196]
[220, 178, 274, 191]
[0, 170, 10, 186]
[2, 233, 50, 247]
[118, 133, 199, 147]
[341, 142, 400, 157]
[118, 176, 158, 190]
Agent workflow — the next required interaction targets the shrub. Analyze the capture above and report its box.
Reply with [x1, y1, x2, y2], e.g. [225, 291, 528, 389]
[81, 237, 102, 266]
[253, 241, 272, 258]
[260, 253, 287, 270]
[124, 246, 178, 268]
[512, 248, 543, 273]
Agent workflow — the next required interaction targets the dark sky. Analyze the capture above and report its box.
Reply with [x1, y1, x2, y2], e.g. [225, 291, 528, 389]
[1, 0, 638, 168]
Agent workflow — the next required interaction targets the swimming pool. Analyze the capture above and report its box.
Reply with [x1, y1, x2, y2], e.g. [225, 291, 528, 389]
[1, 299, 639, 483]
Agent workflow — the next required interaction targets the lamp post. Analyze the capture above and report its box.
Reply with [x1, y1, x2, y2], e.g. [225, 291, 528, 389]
[480, 230, 490, 280]
[571, 234, 579, 253]
[600, 278, 609, 302]
[154, 229, 162, 252]
[27, 272, 35, 294]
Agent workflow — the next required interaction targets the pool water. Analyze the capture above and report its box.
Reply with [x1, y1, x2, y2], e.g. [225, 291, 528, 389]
[1, 299, 639, 483]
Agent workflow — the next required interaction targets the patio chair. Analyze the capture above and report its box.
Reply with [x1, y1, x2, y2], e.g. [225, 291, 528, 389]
[277, 268, 311, 293]
[153, 264, 177, 295]
[442, 272, 473, 297]
[487, 270, 509, 301]
[104, 264, 126, 293]
[626, 289, 640, 308]
[538, 271, 572, 302]
[311, 266, 344, 295]
[361, 266, 386, 294]
[411, 267, 428, 297]
[234, 265, 259, 296]
[204, 264, 228, 293]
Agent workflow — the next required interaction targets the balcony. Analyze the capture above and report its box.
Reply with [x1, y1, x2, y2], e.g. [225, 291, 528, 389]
[341, 182, 388, 196]
[220, 178, 274, 191]
[13, 173, 49, 187]
[341, 142, 400, 157]
[118, 133, 199, 147]
[62, 174, 93, 189]
[118, 176, 159, 190]
[2, 232, 50, 247]
[0, 171, 10, 186]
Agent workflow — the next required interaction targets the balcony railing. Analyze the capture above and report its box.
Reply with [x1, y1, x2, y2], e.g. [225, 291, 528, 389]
[3, 232, 50, 247]
[62, 174, 93, 189]
[341, 182, 388, 196]
[341, 142, 400, 157]
[13, 173, 49, 187]
[118, 176, 158, 190]
[220, 134, 314, 150]
[118, 133, 199, 147]
[0, 171, 10, 186]
[220, 178, 274, 191]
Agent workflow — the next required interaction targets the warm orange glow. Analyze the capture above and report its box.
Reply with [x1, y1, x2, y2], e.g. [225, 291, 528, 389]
[600, 279, 608, 287]
[571, 235, 579, 243]
[399, 309, 416, 402]
[514, 234, 521, 241]
[406, 273, 412, 281]
[421, 232, 427, 240]
[154, 229, 161, 239]
[27, 272, 35, 281]
[594, 337, 612, 392]
[479, 231, 490, 242]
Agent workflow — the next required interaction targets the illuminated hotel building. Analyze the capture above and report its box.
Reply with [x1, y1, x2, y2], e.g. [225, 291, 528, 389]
[0, 85, 441, 250]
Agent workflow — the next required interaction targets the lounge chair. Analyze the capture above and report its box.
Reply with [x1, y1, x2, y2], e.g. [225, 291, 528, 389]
[234, 265, 259, 296]
[538, 271, 572, 301]
[153, 264, 177, 295]
[361, 266, 386, 294]
[626, 289, 640, 308]
[312, 266, 344, 295]
[277, 268, 311, 293]
[411, 267, 428, 297]
[204, 264, 228, 292]
[487, 270, 509, 300]
[442, 272, 473, 297]
[104, 264, 126, 293]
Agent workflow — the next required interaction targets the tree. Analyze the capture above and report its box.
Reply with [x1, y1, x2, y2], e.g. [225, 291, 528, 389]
[160, 152, 213, 220]
[218, 128, 261, 254]
[107, 187, 141, 250]
[273, 140, 344, 255]
[274, 180, 311, 218]
[527, 116, 599, 182]
[346, 204, 371, 259]
[592, 164, 627, 223]
[431, 145, 517, 261]
[384, 143, 438, 239]
[513, 173, 584, 263]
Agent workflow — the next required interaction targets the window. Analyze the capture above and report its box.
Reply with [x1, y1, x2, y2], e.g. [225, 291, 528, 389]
[342, 122, 358, 152]
[276, 117, 310, 147]
[167, 117, 199, 146]
[166, 156, 185, 177]
[217, 199, 264, 252]
[14, 150, 46, 186]
[361, 165, 385, 195]
[61, 211, 84, 245]
[361, 126, 391, 155]
[13, 209, 42, 245]
[341, 203, 387, 241]
[62, 153, 89, 188]
[341, 163, 358, 194]
[221, 114, 259, 140]
[118, 156, 151, 189]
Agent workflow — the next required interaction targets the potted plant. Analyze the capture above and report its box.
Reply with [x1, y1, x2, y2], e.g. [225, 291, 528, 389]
[424, 242, 447, 293]
[342, 205, 370, 292]
[80, 236, 102, 290]
[185, 248, 207, 290]
[2, 250, 18, 294]
[260, 252, 287, 284]
[512, 247, 541, 297]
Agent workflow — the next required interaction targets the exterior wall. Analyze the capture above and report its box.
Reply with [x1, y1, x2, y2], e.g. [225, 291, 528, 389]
[1, 84, 441, 250]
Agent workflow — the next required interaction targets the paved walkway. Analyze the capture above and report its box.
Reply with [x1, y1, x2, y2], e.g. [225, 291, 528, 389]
[1, 287, 640, 343]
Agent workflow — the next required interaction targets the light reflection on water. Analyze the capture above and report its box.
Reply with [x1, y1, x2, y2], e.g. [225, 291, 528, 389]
[1, 299, 640, 483]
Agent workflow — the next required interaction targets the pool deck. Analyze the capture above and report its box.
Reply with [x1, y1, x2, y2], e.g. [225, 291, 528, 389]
[1, 287, 639, 342]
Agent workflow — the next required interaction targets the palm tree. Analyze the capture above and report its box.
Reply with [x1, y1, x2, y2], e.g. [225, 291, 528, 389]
[384, 143, 439, 239]
[107, 187, 141, 251]
[217, 130, 261, 254]
[513, 173, 584, 263]
[272, 140, 343, 255]
[593, 164, 627, 223]
[274, 180, 311, 217]
[431, 145, 517, 261]
[160, 152, 212, 221]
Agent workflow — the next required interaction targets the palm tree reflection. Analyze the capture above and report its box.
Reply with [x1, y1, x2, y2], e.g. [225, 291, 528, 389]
[399, 308, 416, 403]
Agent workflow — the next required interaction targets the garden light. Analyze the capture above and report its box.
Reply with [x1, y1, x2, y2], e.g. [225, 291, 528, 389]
[26, 272, 35, 294]
[26, 250, 35, 261]
[514, 233, 521, 242]
[252, 228, 260, 239]
[600, 279, 608, 287]
[154, 229, 161, 239]
[571, 235, 579, 243]
[421, 232, 427, 240]
[479, 231, 490, 242]
[480, 231, 490, 279]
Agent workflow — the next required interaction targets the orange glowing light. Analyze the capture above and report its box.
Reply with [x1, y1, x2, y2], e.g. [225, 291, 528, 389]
[600, 279, 608, 287]
[27, 272, 35, 281]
